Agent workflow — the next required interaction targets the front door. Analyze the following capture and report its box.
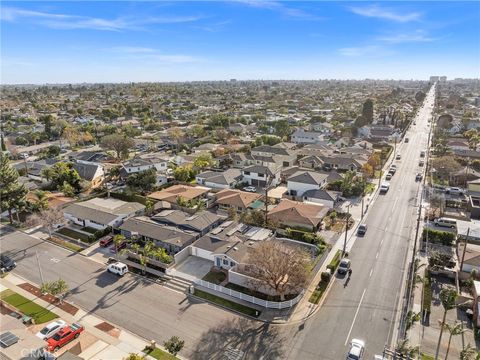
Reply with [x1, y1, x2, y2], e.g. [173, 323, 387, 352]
[216, 258, 221, 267]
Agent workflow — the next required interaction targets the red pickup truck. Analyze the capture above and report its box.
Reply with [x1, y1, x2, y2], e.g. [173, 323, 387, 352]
[46, 323, 84, 352]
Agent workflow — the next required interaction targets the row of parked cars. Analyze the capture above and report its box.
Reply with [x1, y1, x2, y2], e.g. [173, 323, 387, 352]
[35, 320, 84, 357]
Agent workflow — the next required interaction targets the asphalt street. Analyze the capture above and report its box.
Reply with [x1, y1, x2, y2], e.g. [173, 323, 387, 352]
[282, 85, 436, 359]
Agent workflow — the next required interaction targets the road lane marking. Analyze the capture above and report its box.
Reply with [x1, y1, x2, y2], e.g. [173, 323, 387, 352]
[369, 268, 373, 277]
[376, 251, 379, 259]
[345, 288, 367, 346]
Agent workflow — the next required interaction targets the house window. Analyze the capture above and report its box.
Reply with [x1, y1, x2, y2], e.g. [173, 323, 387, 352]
[290, 190, 297, 196]
[283, 161, 289, 167]
[230, 261, 236, 266]
[223, 259, 229, 265]
[236, 161, 241, 165]
[258, 173, 264, 177]
[244, 171, 250, 175]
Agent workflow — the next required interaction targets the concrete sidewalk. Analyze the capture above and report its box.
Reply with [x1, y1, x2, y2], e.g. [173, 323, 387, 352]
[0, 273, 185, 360]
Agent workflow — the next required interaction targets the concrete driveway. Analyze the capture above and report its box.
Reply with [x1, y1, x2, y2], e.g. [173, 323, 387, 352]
[173, 256, 213, 281]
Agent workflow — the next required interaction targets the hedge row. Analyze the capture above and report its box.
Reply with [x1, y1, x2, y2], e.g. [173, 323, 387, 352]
[422, 228, 455, 246]
[108, 192, 150, 206]
[422, 268, 432, 314]
[326, 250, 342, 272]
[285, 228, 325, 245]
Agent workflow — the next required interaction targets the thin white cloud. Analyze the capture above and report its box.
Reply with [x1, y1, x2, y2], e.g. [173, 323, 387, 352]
[109, 46, 157, 53]
[338, 45, 393, 57]
[350, 5, 421, 23]
[235, 0, 324, 20]
[377, 32, 435, 44]
[1, 6, 202, 31]
[105, 46, 200, 63]
[193, 20, 231, 33]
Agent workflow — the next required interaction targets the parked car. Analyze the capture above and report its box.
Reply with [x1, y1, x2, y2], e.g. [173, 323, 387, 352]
[99, 236, 113, 247]
[385, 173, 392, 181]
[0, 255, 16, 272]
[419, 160, 425, 166]
[107, 262, 128, 276]
[434, 217, 457, 229]
[243, 186, 257, 192]
[109, 242, 126, 253]
[36, 320, 66, 340]
[415, 173, 422, 181]
[396, 154, 401, 160]
[420, 150, 426, 158]
[337, 259, 351, 275]
[446, 187, 464, 196]
[347, 338, 365, 360]
[388, 167, 396, 175]
[20, 153, 29, 159]
[390, 164, 397, 169]
[357, 224, 367, 236]
[404, 137, 409, 143]
[46, 323, 84, 352]
[379, 183, 390, 193]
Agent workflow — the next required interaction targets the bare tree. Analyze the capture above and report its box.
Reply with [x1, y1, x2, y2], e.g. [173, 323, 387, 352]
[35, 208, 65, 238]
[245, 241, 310, 301]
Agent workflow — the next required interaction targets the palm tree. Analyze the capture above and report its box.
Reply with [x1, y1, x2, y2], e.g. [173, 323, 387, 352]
[441, 321, 466, 360]
[32, 190, 49, 212]
[113, 234, 126, 260]
[139, 241, 154, 275]
[131, 243, 140, 255]
[459, 343, 477, 360]
[435, 288, 458, 359]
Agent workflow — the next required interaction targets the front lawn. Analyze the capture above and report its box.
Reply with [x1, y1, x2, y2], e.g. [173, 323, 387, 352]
[81, 227, 98, 234]
[193, 289, 260, 317]
[225, 282, 297, 302]
[48, 236, 83, 252]
[143, 346, 178, 360]
[0, 290, 58, 324]
[56, 228, 93, 243]
[202, 270, 227, 285]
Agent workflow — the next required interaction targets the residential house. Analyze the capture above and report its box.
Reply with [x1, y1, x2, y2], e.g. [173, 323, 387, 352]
[320, 155, 367, 171]
[215, 189, 262, 214]
[72, 162, 104, 188]
[195, 169, 243, 190]
[310, 122, 333, 134]
[151, 209, 224, 236]
[242, 165, 281, 187]
[302, 189, 341, 208]
[287, 170, 329, 198]
[14, 159, 57, 181]
[63, 197, 145, 230]
[251, 145, 297, 167]
[268, 199, 328, 232]
[148, 185, 210, 206]
[291, 128, 324, 145]
[120, 216, 196, 254]
[120, 157, 168, 177]
[299, 155, 324, 169]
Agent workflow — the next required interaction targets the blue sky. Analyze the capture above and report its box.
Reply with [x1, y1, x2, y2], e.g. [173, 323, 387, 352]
[1, 1, 479, 84]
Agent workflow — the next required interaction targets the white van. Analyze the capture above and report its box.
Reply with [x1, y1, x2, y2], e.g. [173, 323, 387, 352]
[434, 217, 457, 229]
[107, 262, 128, 276]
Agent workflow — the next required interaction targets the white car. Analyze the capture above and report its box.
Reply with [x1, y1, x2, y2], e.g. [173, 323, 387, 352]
[379, 183, 390, 193]
[243, 186, 257, 193]
[36, 320, 66, 340]
[107, 262, 128, 276]
[446, 187, 464, 196]
[347, 338, 365, 360]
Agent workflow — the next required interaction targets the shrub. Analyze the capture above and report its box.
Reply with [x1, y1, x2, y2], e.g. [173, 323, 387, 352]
[326, 250, 342, 272]
[422, 268, 432, 314]
[94, 226, 112, 240]
[321, 271, 331, 283]
[421, 228, 455, 246]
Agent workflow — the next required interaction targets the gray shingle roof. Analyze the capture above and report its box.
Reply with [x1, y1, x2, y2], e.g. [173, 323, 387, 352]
[72, 162, 102, 181]
[152, 210, 222, 233]
[288, 171, 329, 185]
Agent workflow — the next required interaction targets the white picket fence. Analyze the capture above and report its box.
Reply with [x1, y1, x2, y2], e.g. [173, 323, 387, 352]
[194, 279, 303, 309]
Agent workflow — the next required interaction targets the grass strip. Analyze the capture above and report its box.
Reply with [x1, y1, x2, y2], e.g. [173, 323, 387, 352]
[143, 346, 178, 360]
[193, 289, 260, 317]
[1, 290, 58, 324]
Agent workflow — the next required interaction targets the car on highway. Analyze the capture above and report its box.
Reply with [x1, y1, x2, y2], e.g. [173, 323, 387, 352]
[415, 173, 422, 181]
[243, 186, 257, 192]
[337, 258, 351, 275]
[379, 183, 390, 193]
[46, 323, 84, 352]
[347, 338, 365, 360]
[446, 187, 465, 196]
[36, 320, 66, 340]
[396, 154, 401, 160]
[107, 262, 128, 276]
[99, 236, 113, 247]
[0, 255, 16, 272]
[357, 224, 367, 236]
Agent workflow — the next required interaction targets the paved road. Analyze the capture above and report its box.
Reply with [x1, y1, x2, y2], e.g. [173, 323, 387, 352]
[0, 231, 276, 359]
[282, 85, 436, 359]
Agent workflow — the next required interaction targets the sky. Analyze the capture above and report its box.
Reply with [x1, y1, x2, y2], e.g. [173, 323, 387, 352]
[1, 1, 479, 84]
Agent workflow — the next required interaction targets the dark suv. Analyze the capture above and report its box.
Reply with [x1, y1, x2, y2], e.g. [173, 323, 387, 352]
[0, 255, 17, 271]
[357, 225, 368, 236]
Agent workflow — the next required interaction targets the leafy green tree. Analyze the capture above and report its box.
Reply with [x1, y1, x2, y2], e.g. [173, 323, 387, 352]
[435, 289, 458, 359]
[29, 190, 49, 212]
[61, 181, 75, 197]
[362, 99, 374, 123]
[173, 165, 195, 182]
[101, 133, 135, 160]
[274, 119, 291, 139]
[193, 153, 214, 169]
[123, 354, 145, 360]
[460, 343, 477, 360]
[164, 336, 185, 356]
[464, 128, 479, 150]
[126, 168, 156, 194]
[48, 162, 82, 192]
[40, 114, 54, 139]
[40, 278, 69, 304]
[0, 153, 28, 223]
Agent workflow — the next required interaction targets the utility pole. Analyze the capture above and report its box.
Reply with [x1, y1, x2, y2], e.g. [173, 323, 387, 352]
[460, 228, 471, 273]
[343, 204, 351, 256]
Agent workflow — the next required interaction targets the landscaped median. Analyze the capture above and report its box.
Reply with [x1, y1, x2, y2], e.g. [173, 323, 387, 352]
[193, 288, 261, 318]
[309, 249, 342, 305]
[0, 289, 58, 324]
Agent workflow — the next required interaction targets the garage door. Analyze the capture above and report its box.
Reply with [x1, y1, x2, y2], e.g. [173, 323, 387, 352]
[252, 179, 266, 187]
